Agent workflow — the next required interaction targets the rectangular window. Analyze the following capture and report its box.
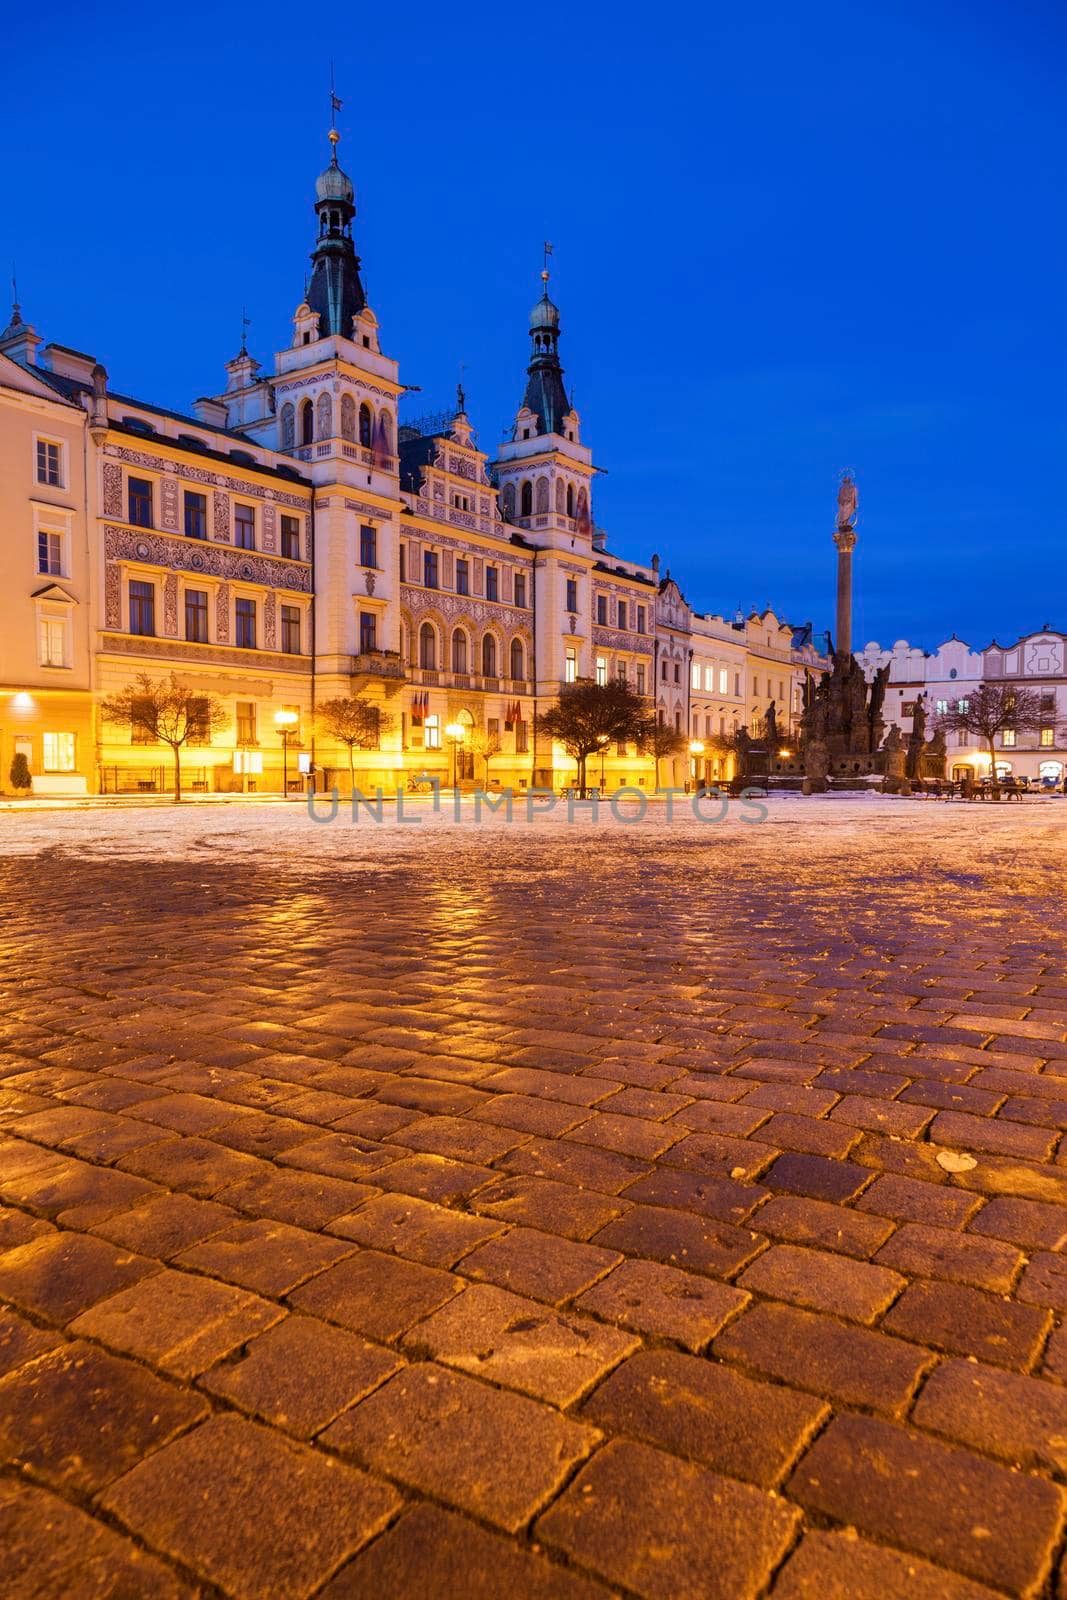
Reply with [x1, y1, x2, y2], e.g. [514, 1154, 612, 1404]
[185, 589, 209, 643]
[514, 573, 526, 608]
[691, 662, 701, 689]
[566, 578, 578, 613]
[1041, 727, 1055, 747]
[565, 647, 577, 683]
[128, 579, 155, 636]
[39, 617, 67, 667]
[36, 438, 63, 487]
[358, 524, 377, 567]
[617, 661, 627, 682]
[37, 529, 64, 575]
[237, 701, 257, 744]
[359, 611, 377, 654]
[485, 566, 499, 602]
[719, 667, 728, 694]
[424, 550, 438, 588]
[704, 666, 714, 691]
[636, 664, 646, 693]
[184, 491, 207, 539]
[661, 660, 667, 682]
[515, 719, 529, 752]
[636, 605, 645, 634]
[127, 477, 152, 528]
[456, 558, 470, 595]
[957, 697, 969, 713]
[935, 699, 949, 715]
[596, 656, 607, 686]
[281, 605, 301, 654]
[42, 732, 76, 771]
[234, 503, 255, 550]
[187, 698, 210, 745]
[673, 664, 680, 684]
[734, 672, 741, 696]
[424, 714, 441, 749]
[235, 597, 256, 649]
[282, 516, 301, 560]
[1002, 728, 1017, 748]
[596, 594, 607, 624]
[617, 600, 627, 629]
[131, 697, 156, 743]
[398, 544, 406, 582]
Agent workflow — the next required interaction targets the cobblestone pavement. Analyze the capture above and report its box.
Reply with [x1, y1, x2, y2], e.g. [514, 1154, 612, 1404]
[2, 801, 1067, 1598]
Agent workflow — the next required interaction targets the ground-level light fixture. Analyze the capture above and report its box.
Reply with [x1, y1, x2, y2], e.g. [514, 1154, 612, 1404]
[274, 708, 300, 798]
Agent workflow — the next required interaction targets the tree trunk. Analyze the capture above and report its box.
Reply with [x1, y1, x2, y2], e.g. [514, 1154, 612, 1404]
[172, 743, 182, 803]
[348, 744, 355, 797]
[577, 752, 587, 793]
[988, 737, 999, 799]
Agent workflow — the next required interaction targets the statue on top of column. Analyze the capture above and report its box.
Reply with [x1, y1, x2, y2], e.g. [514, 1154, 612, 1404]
[836, 471, 858, 534]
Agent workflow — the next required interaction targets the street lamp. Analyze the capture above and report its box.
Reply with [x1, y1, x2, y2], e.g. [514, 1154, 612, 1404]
[274, 709, 299, 798]
[689, 739, 705, 786]
[445, 721, 466, 794]
[597, 732, 610, 794]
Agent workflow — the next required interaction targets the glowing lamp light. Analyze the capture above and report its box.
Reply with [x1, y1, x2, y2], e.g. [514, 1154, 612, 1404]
[11, 693, 34, 711]
[273, 709, 299, 730]
[778, 747, 792, 758]
[689, 740, 705, 755]
[445, 722, 466, 742]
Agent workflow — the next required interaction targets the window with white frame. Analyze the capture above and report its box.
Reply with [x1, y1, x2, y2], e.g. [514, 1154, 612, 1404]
[691, 661, 701, 689]
[424, 714, 441, 749]
[596, 656, 607, 686]
[37, 528, 65, 576]
[37, 612, 70, 668]
[565, 647, 577, 683]
[35, 436, 64, 488]
[719, 667, 729, 693]
[43, 732, 76, 771]
[34, 506, 71, 577]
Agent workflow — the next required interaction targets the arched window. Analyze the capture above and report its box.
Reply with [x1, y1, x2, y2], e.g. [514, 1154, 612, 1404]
[300, 399, 314, 445]
[520, 480, 533, 518]
[509, 638, 524, 681]
[316, 391, 333, 440]
[576, 487, 588, 528]
[452, 629, 468, 673]
[378, 411, 393, 456]
[555, 478, 565, 512]
[419, 622, 436, 670]
[502, 483, 516, 521]
[358, 403, 373, 448]
[535, 477, 549, 513]
[482, 634, 497, 678]
[280, 403, 295, 450]
[340, 394, 356, 441]
[566, 483, 575, 518]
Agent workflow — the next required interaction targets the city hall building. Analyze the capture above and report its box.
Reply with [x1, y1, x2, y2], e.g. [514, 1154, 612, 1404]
[0, 131, 825, 797]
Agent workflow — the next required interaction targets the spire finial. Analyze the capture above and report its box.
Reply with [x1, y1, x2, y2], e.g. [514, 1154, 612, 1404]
[541, 240, 553, 292]
[329, 64, 343, 164]
[457, 360, 466, 415]
[10, 262, 21, 326]
[239, 307, 251, 356]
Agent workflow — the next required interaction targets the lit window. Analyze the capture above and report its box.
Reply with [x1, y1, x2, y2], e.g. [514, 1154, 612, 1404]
[704, 666, 714, 691]
[36, 438, 63, 487]
[691, 662, 701, 690]
[719, 667, 728, 693]
[935, 699, 949, 714]
[1002, 728, 1016, 748]
[42, 732, 75, 771]
[1041, 727, 1055, 747]
[596, 656, 607, 686]
[424, 714, 441, 749]
[38, 616, 67, 667]
[237, 701, 257, 744]
[37, 529, 64, 576]
[565, 647, 577, 683]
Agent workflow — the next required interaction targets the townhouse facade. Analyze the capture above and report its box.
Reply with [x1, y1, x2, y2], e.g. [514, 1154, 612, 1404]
[857, 633, 1067, 785]
[0, 131, 824, 797]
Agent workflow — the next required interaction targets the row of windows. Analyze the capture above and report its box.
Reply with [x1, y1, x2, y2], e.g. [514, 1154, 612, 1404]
[595, 595, 647, 632]
[127, 580, 303, 653]
[693, 712, 743, 739]
[400, 545, 529, 608]
[692, 663, 740, 696]
[595, 656, 649, 694]
[414, 623, 526, 680]
[408, 713, 529, 753]
[123, 476, 304, 557]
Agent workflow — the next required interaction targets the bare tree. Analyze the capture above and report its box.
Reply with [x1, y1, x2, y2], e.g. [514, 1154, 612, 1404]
[642, 721, 688, 789]
[317, 697, 393, 793]
[935, 684, 1057, 790]
[467, 727, 501, 787]
[100, 672, 228, 803]
[538, 679, 653, 792]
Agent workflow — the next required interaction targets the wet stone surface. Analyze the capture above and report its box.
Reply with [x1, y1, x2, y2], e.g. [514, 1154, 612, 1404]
[1, 797, 1067, 1596]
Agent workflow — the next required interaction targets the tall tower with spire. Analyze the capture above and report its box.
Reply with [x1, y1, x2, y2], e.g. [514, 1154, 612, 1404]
[306, 120, 366, 339]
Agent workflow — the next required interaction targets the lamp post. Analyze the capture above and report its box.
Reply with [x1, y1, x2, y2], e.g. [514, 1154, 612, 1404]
[445, 721, 466, 795]
[597, 732, 609, 795]
[689, 739, 705, 787]
[274, 709, 299, 799]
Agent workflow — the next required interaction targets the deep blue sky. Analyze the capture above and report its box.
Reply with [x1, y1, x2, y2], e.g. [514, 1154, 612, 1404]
[3, 1, 1064, 649]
